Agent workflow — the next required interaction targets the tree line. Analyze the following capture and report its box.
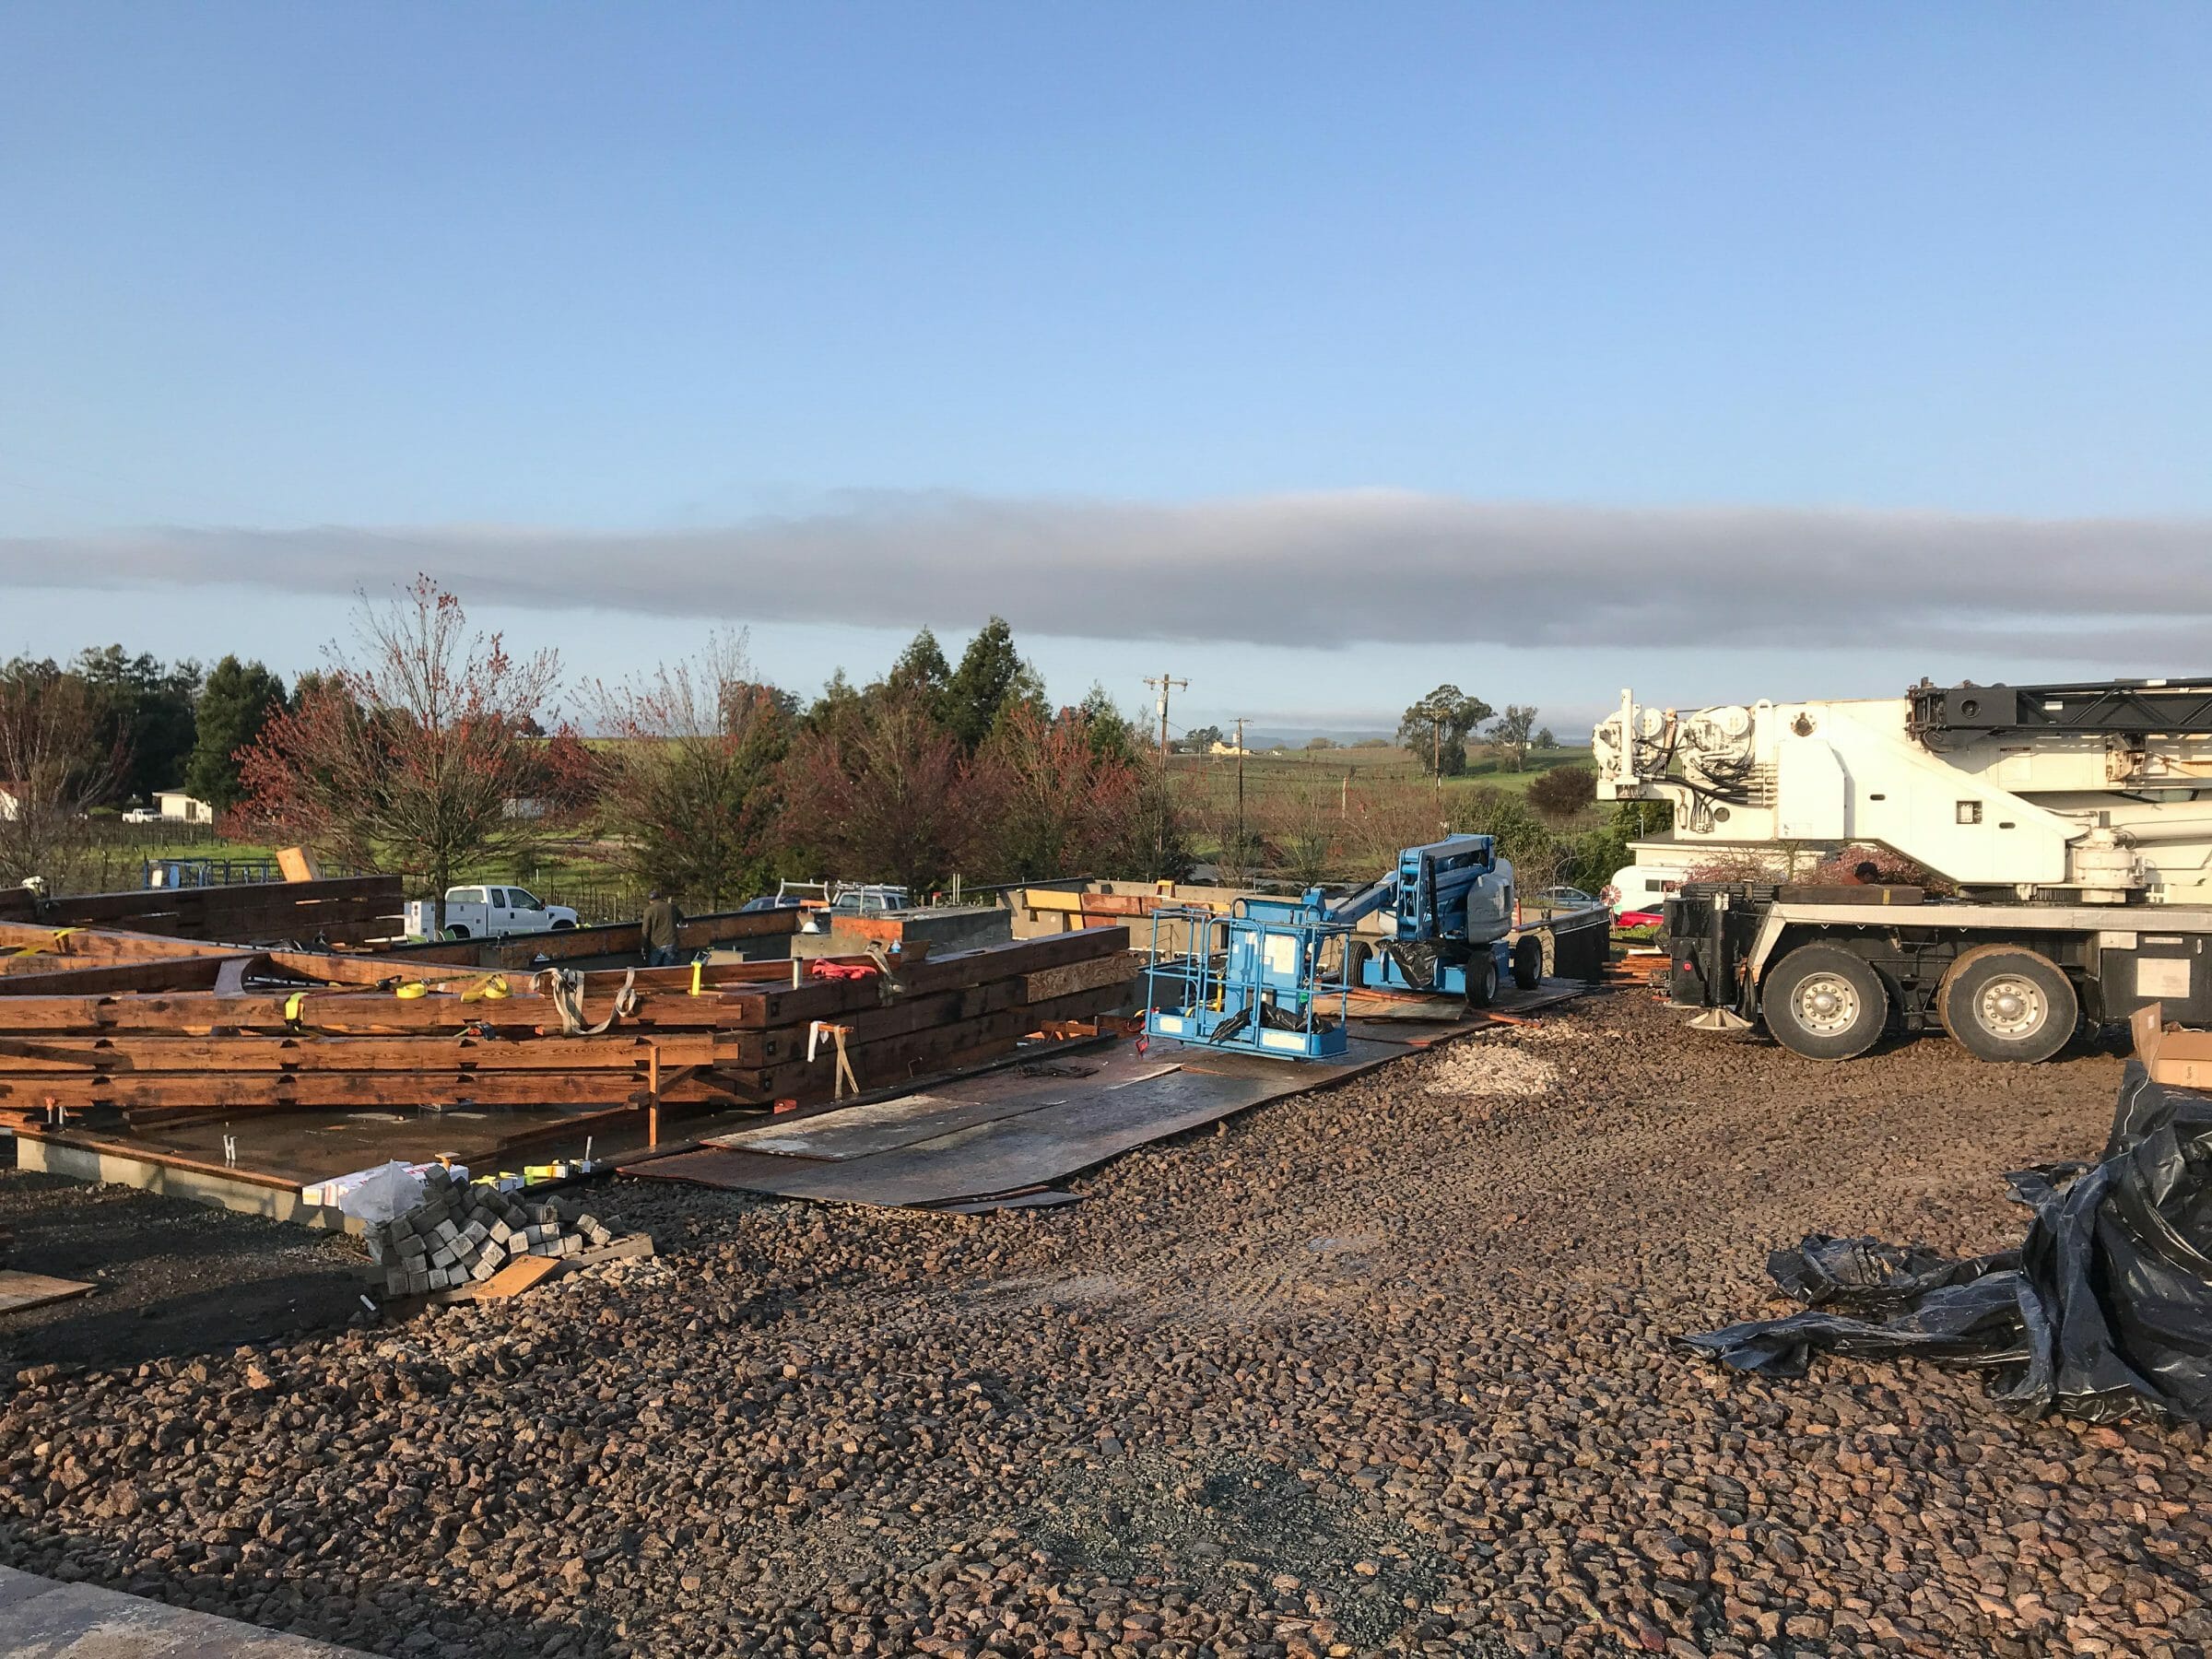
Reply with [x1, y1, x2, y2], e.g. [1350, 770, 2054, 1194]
[225, 579, 1182, 919]
[0, 647, 292, 881]
[2, 579, 1645, 909]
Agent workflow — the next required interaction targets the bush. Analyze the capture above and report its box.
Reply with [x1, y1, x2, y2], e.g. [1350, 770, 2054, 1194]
[1527, 764, 1596, 819]
[1454, 787, 1561, 886]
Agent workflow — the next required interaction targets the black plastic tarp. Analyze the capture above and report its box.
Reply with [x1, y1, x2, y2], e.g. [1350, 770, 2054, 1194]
[1680, 1061, 2212, 1424]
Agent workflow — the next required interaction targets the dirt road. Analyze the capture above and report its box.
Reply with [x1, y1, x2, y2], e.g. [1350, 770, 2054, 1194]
[3, 994, 2206, 1657]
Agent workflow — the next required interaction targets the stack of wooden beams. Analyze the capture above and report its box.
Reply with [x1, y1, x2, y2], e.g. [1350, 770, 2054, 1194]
[0, 875, 405, 947]
[0, 924, 1136, 1135]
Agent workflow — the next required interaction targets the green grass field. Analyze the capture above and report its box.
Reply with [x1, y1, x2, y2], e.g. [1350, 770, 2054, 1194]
[1166, 743, 1589, 799]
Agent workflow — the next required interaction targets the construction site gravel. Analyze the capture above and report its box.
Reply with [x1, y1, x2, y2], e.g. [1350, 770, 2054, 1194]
[6, 992, 2209, 1659]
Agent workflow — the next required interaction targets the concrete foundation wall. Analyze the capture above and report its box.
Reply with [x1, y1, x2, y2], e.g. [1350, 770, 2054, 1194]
[16, 1135, 358, 1233]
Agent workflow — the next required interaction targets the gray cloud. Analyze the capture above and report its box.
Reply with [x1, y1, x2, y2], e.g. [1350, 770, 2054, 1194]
[3, 490, 2206, 656]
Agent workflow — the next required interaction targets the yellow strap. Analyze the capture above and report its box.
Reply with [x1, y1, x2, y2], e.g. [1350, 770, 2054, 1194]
[689, 959, 703, 996]
[394, 982, 429, 1000]
[461, 975, 511, 1003]
[9, 926, 82, 957]
[284, 991, 308, 1023]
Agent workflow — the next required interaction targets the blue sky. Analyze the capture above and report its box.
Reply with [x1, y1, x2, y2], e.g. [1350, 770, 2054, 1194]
[3, 4, 2207, 737]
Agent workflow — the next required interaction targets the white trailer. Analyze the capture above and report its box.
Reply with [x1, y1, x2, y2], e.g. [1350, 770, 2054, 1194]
[1594, 677, 2212, 1061]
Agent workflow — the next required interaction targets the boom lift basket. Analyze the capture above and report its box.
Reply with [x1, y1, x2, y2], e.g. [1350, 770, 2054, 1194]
[1142, 899, 1353, 1061]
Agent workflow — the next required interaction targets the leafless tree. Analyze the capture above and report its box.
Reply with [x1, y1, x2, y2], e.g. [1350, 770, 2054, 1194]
[241, 577, 583, 931]
[587, 630, 791, 909]
[0, 661, 125, 888]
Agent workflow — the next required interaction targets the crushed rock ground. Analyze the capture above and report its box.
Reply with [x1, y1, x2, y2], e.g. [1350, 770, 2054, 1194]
[3, 992, 2207, 1659]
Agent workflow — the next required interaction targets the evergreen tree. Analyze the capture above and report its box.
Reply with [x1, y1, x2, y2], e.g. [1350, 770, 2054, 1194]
[75, 645, 202, 803]
[184, 655, 288, 811]
[944, 618, 1044, 749]
[805, 669, 865, 735]
[1075, 684, 1142, 766]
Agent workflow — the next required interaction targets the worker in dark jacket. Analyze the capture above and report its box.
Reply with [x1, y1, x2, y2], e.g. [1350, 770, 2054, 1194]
[641, 890, 684, 967]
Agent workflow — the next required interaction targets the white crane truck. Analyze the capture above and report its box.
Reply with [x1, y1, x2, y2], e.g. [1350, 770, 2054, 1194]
[1594, 677, 2212, 1063]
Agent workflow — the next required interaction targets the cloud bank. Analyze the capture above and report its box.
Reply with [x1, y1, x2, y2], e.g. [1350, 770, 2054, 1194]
[4, 490, 2206, 659]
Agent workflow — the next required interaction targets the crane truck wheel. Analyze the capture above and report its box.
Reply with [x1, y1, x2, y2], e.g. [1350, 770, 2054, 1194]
[1937, 946, 2077, 1064]
[1512, 935, 1544, 992]
[1761, 945, 1889, 1060]
[1465, 952, 1500, 1009]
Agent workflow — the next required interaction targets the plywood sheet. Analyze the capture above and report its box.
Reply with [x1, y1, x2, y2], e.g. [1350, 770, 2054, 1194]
[628, 985, 1596, 1211]
[0, 1270, 96, 1314]
[642, 1067, 1279, 1207]
[710, 1065, 1182, 1161]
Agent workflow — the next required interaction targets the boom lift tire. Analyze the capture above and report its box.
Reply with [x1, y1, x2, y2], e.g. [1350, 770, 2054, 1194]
[1342, 938, 1371, 989]
[1465, 951, 1499, 1009]
[1512, 935, 1544, 992]
[1937, 945, 2077, 1064]
[1761, 944, 1889, 1060]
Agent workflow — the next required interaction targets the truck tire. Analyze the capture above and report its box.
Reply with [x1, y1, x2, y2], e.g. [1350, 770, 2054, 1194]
[1761, 945, 1889, 1060]
[1937, 945, 2077, 1064]
[447, 924, 471, 939]
[550, 919, 575, 931]
[1465, 951, 1499, 1009]
[1512, 935, 1544, 992]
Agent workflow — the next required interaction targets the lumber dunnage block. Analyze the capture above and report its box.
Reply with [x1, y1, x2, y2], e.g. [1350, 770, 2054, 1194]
[1018, 982, 1137, 1027]
[1014, 952, 1138, 1004]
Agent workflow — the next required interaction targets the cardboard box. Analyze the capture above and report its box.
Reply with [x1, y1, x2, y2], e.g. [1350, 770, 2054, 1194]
[2129, 1002, 2212, 1088]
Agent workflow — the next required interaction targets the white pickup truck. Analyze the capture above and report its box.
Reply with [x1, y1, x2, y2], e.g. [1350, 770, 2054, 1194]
[404, 885, 579, 940]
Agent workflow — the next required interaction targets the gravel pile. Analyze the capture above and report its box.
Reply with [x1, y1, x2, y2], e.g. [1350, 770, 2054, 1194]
[4, 994, 2209, 1658]
[1422, 1038, 1560, 1099]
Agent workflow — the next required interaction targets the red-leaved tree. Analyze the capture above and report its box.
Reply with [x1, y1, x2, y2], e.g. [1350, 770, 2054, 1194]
[962, 703, 1141, 880]
[779, 688, 968, 893]
[240, 577, 586, 930]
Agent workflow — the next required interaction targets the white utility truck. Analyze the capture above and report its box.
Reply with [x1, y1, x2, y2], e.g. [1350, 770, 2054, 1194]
[404, 885, 579, 940]
[1594, 677, 2212, 1062]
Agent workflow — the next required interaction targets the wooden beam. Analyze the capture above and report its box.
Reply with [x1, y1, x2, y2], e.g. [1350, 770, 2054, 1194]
[0, 955, 254, 995]
[0, 921, 249, 963]
[0, 1030, 717, 1073]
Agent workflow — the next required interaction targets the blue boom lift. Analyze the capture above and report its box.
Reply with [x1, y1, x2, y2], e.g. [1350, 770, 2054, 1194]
[1144, 834, 1541, 1062]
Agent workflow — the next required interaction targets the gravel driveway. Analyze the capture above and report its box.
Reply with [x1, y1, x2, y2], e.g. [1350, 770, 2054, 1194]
[3, 993, 2206, 1658]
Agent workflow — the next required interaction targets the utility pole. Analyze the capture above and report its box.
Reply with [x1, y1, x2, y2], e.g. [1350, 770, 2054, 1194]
[1233, 716, 1248, 870]
[1144, 672, 1188, 872]
[1146, 672, 1187, 763]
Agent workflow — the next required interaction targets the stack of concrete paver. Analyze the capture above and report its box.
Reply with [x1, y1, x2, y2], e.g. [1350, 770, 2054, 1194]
[365, 1169, 616, 1298]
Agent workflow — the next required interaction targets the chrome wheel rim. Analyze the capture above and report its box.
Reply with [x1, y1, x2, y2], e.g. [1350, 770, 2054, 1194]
[1794, 972, 1860, 1036]
[1977, 975, 2045, 1038]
